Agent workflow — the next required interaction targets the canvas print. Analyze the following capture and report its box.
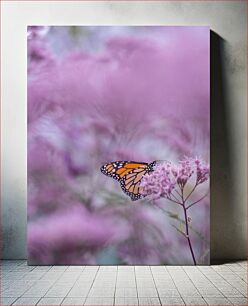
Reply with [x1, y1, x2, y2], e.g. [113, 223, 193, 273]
[28, 26, 210, 265]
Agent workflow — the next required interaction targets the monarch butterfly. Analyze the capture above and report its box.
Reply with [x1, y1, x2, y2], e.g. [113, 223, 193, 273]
[100, 161, 157, 201]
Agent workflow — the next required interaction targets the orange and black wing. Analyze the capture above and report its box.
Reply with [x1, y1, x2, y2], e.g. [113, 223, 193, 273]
[101, 161, 149, 181]
[120, 161, 156, 201]
[101, 161, 156, 201]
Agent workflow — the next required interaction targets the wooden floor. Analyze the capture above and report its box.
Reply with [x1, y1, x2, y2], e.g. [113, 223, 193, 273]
[1, 260, 247, 305]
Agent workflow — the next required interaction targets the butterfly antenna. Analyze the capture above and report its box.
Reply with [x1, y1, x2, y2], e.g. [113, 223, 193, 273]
[154, 160, 169, 165]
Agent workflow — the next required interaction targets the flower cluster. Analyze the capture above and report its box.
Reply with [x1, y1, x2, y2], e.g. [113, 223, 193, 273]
[140, 163, 176, 198]
[141, 157, 210, 199]
[171, 159, 194, 188]
[194, 158, 210, 184]
[140, 157, 210, 265]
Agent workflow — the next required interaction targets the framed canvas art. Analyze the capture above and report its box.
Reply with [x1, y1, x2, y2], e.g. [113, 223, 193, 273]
[28, 26, 210, 265]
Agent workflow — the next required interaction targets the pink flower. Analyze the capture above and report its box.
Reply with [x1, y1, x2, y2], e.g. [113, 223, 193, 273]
[176, 159, 194, 188]
[140, 157, 209, 265]
[194, 158, 210, 184]
[141, 157, 210, 199]
[140, 162, 176, 198]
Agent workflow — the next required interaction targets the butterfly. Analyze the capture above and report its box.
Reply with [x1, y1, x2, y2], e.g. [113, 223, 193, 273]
[100, 161, 157, 201]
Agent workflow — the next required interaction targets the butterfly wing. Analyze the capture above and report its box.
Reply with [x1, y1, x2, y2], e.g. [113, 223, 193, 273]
[120, 161, 156, 201]
[101, 161, 156, 201]
[101, 161, 149, 181]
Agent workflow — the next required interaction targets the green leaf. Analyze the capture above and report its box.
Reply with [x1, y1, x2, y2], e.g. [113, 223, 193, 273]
[171, 224, 187, 238]
[166, 211, 180, 220]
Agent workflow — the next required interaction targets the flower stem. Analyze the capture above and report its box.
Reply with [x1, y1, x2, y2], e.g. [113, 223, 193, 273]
[184, 183, 198, 202]
[186, 192, 209, 210]
[182, 201, 197, 265]
[170, 192, 182, 204]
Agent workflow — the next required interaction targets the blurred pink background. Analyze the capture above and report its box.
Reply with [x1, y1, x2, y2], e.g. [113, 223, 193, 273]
[28, 26, 210, 265]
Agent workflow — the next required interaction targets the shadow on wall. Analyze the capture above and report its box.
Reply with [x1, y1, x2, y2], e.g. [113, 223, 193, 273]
[210, 31, 243, 263]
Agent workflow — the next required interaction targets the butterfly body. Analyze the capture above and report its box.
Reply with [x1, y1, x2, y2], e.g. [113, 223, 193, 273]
[100, 161, 156, 201]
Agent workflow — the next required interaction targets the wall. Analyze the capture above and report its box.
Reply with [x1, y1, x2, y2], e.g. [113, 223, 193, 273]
[1, 0, 247, 260]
